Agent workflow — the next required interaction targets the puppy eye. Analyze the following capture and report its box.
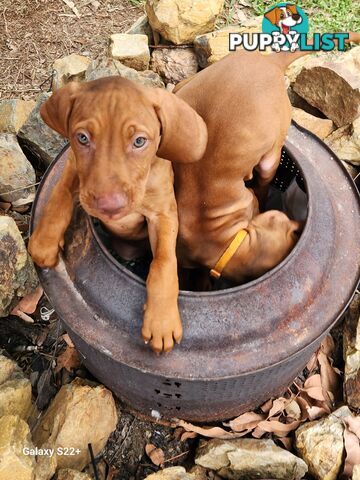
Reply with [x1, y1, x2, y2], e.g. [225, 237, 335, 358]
[77, 133, 89, 146]
[133, 136, 147, 149]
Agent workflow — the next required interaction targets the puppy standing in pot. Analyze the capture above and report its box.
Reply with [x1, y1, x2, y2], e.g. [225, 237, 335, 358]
[28, 77, 207, 353]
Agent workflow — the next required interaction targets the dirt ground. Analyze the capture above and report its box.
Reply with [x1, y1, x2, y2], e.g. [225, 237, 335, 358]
[0, 0, 143, 100]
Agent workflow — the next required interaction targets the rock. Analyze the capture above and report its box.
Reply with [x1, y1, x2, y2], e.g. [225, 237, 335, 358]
[194, 18, 261, 68]
[17, 93, 67, 166]
[146, 0, 225, 45]
[145, 466, 196, 479]
[57, 469, 92, 480]
[287, 87, 327, 118]
[33, 451, 57, 480]
[0, 134, 36, 205]
[109, 34, 150, 71]
[0, 355, 32, 420]
[0, 415, 36, 480]
[32, 378, 117, 470]
[344, 295, 360, 408]
[295, 406, 351, 480]
[353, 464, 360, 480]
[195, 438, 307, 480]
[126, 14, 154, 43]
[151, 47, 198, 84]
[188, 465, 208, 479]
[292, 108, 334, 140]
[0, 216, 39, 317]
[85, 57, 165, 88]
[324, 117, 360, 164]
[52, 54, 91, 91]
[294, 46, 360, 127]
[0, 99, 35, 134]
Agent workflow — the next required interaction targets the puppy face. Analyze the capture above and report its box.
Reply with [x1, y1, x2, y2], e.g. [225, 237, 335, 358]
[40, 77, 208, 221]
[68, 80, 160, 220]
[265, 5, 302, 32]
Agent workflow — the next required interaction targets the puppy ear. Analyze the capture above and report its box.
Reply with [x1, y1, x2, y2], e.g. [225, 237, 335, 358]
[150, 88, 208, 163]
[40, 82, 81, 138]
[264, 7, 279, 25]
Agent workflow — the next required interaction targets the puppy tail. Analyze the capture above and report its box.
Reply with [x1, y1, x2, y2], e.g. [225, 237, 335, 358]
[274, 32, 360, 69]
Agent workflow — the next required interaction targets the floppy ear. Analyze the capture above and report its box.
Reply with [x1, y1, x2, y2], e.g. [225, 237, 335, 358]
[149, 88, 208, 163]
[264, 7, 280, 25]
[40, 82, 81, 138]
[288, 4, 297, 14]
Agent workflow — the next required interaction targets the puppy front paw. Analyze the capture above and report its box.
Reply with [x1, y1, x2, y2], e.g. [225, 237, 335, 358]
[141, 304, 183, 353]
[28, 233, 61, 268]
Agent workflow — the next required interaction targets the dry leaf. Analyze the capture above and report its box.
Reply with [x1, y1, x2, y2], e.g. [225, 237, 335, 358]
[11, 286, 43, 320]
[256, 419, 300, 437]
[226, 412, 265, 432]
[145, 444, 165, 466]
[318, 350, 341, 407]
[306, 353, 317, 373]
[268, 397, 289, 418]
[285, 400, 302, 420]
[320, 335, 335, 356]
[344, 416, 360, 438]
[306, 405, 329, 421]
[260, 399, 273, 413]
[55, 346, 81, 373]
[62, 0, 81, 17]
[278, 437, 293, 450]
[303, 374, 326, 402]
[177, 420, 249, 439]
[180, 431, 198, 441]
[60, 333, 75, 348]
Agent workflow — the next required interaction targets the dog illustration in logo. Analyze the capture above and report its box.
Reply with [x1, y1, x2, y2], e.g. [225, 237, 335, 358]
[264, 4, 303, 52]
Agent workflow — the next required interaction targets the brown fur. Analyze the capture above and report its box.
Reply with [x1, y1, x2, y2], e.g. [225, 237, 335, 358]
[28, 76, 208, 353]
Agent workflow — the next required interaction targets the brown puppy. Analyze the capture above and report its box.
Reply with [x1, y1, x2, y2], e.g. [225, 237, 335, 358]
[173, 34, 360, 282]
[29, 76, 207, 353]
[171, 49, 318, 282]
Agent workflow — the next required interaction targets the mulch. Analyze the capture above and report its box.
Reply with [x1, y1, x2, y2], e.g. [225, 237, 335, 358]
[0, 0, 143, 100]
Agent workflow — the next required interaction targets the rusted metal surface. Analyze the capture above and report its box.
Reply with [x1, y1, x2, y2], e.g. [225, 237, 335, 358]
[31, 123, 360, 422]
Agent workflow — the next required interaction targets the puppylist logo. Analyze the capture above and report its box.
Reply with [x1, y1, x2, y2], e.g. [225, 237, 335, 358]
[229, 3, 349, 53]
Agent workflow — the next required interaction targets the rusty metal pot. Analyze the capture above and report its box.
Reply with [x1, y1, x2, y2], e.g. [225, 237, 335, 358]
[31, 124, 360, 422]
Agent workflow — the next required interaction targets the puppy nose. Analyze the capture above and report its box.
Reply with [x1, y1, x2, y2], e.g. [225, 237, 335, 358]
[292, 13, 300, 20]
[95, 193, 128, 214]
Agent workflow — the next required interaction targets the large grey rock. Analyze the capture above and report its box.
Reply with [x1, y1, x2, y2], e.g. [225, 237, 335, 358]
[151, 47, 198, 84]
[17, 93, 67, 166]
[0, 134, 36, 205]
[85, 57, 164, 88]
[196, 438, 307, 480]
[344, 295, 360, 408]
[33, 378, 118, 471]
[109, 34, 150, 71]
[294, 46, 360, 127]
[0, 216, 39, 317]
[52, 53, 91, 91]
[0, 99, 35, 134]
[0, 415, 36, 480]
[295, 406, 350, 480]
[146, 0, 225, 45]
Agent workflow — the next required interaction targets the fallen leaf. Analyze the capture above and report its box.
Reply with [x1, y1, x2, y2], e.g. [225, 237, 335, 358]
[344, 415, 360, 438]
[278, 437, 293, 450]
[226, 412, 265, 432]
[306, 405, 329, 421]
[268, 397, 289, 418]
[318, 350, 341, 407]
[11, 286, 43, 320]
[177, 420, 249, 439]
[303, 374, 326, 402]
[256, 419, 300, 437]
[320, 335, 335, 356]
[145, 444, 165, 466]
[180, 431, 198, 441]
[285, 400, 302, 420]
[260, 399, 273, 413]
[306, 353, 318, 373]
[55, 346, 81, 373]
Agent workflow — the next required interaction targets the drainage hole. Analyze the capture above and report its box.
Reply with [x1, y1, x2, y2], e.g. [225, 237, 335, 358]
[163, 393, 172, 398]
[175, 394, 181, 398]
[155, 389, 160, 394]
[175, 382, 181, 388]
[163, 381, 172, 386]
[176, 406, 181, 411]
[157, 403, 162, 407]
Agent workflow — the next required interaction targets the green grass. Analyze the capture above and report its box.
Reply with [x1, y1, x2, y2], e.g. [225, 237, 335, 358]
[128, 0, 145, 6]
[246, 0, 360, 33]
